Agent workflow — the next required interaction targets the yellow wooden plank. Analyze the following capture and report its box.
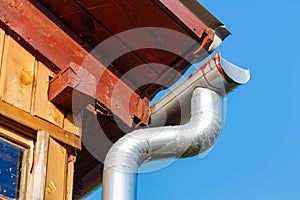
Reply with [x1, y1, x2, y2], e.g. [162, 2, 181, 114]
[0, 28, 4, 68]
[0, 30, 5, 99]
[0, 124, 33, 148]
[66, 161, 75, 200]
[0, 195, 10, 200]
[0, 100, 81, 149]
[0, 36, 35, 112]
[32, 61, 64, 127]
[63, 112, 80, 136]
[45, 138, 67, 200]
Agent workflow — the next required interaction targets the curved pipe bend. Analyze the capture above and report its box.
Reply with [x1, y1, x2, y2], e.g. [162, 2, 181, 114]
[102, 87, 223, 200]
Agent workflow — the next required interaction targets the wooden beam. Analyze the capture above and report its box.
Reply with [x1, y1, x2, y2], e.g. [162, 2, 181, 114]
[0, 0, 149, 126]
[49, 62, 149, 126]
[0, 0, 82, 72]
[0, 100, 81, 149]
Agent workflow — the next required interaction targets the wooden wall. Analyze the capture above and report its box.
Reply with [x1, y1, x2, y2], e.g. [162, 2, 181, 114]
[0, 27, 79, 136]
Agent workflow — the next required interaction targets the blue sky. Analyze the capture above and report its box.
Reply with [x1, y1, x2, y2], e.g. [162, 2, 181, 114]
[86, 0, 300, 199]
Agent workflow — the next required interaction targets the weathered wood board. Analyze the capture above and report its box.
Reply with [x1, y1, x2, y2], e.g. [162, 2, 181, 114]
[63, 112, 80, 136]
[0, 31, 80, 136]
[45, 138, 67, 199]
[0, 99, 81, 149]
[0, 28, 4, 70]
[0, 36, 35, 112]
[66, 161, 75, 200]
[32, 61, 64, 127]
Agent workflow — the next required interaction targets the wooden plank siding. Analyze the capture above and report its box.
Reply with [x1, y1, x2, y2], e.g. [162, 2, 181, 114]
[0, 28, 4, 69]
[32, 61, 65, 127]
[0, 36, 35, 112]
[0, 27, 80, 147]
[0, 99, 81, 149]
[66, 161, 75, 200]
[44, 138, 68, 199]
[26, 131, 69, 199]
[63, 112, 81, 137]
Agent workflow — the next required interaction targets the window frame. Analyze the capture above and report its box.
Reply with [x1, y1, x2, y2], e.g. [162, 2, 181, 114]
[0, 125, 34, 200]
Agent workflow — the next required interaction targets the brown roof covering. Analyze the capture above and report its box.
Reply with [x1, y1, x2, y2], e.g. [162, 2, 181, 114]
[35, 0, 229, 99]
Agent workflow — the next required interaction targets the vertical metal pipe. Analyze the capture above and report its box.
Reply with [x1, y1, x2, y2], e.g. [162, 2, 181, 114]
[102, 88, 223, 200]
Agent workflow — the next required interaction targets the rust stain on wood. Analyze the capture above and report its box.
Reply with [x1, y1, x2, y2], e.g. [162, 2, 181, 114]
[20, 67, 33, 85]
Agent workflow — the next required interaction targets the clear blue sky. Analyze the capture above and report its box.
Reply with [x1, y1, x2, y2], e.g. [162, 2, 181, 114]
[86, 0, 300, 199]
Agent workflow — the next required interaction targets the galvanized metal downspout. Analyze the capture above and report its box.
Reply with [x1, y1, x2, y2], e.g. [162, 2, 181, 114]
[102, 54, 250, 200]
[102, 88, 222, 200]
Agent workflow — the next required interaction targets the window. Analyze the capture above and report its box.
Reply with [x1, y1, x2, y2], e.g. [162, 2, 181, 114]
[0, 137, 25, 199]
[0, 125, 33, 200]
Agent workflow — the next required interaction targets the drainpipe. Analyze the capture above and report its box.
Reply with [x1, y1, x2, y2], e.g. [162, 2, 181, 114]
[102, 53, 250, 200]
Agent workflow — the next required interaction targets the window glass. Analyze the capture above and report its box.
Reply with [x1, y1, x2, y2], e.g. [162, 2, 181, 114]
[0, 137, 25, 199]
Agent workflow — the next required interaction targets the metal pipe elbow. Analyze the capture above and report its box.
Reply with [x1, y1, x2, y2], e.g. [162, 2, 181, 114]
[178, 87, 223, 158]
[103, 87, 223, 175]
